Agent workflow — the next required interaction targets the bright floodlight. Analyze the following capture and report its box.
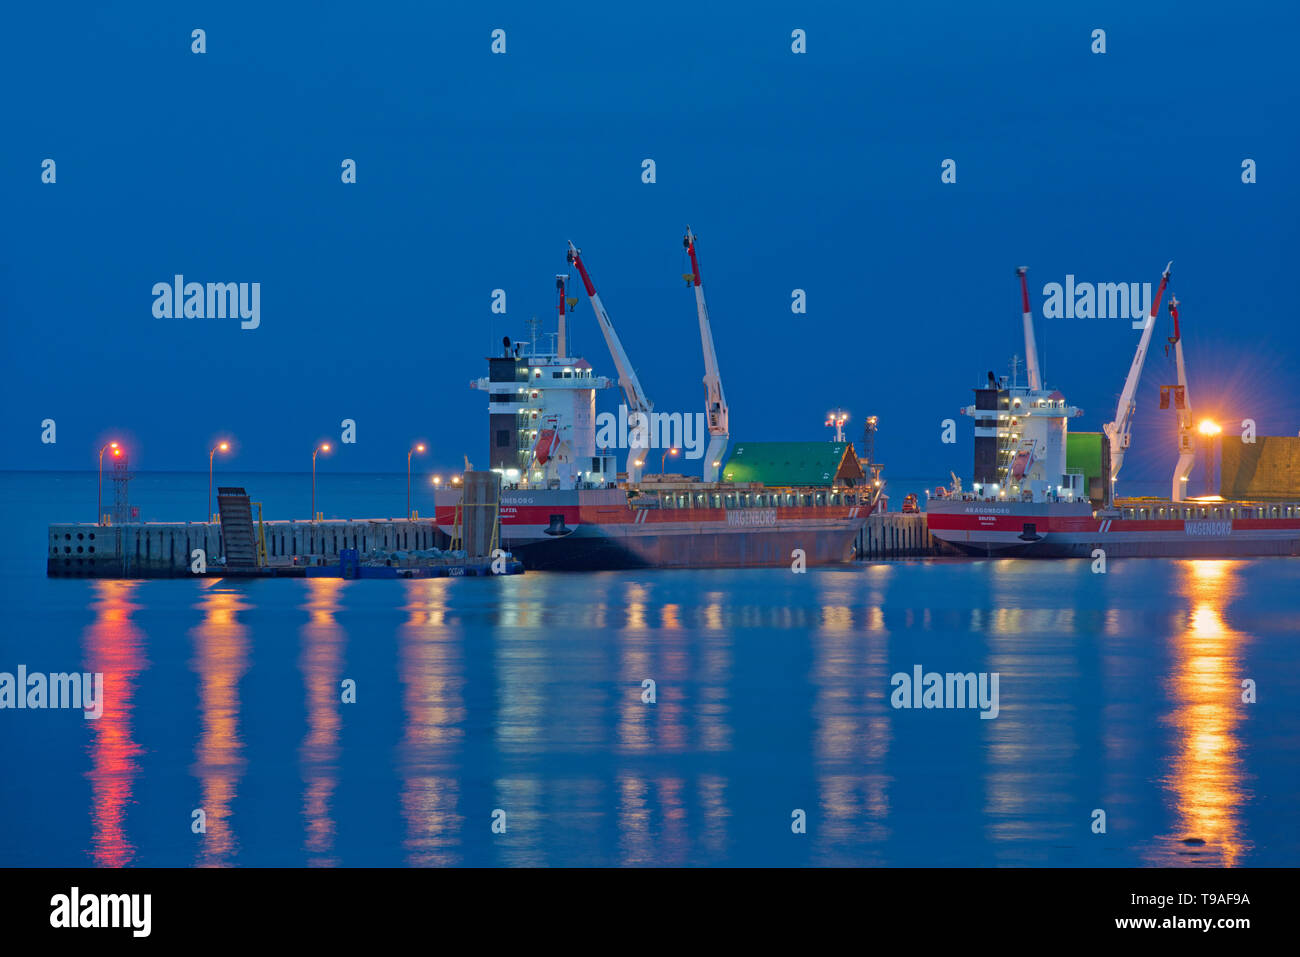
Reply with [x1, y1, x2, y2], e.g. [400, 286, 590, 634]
[1198, 420, 1222, 436]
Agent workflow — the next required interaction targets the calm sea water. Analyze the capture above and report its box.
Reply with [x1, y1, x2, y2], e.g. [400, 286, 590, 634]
[1, 471, 1298, 867]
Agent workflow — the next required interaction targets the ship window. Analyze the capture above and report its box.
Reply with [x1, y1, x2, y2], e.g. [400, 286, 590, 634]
[816, 493, 826, 506]
[831, 493, 841, 506]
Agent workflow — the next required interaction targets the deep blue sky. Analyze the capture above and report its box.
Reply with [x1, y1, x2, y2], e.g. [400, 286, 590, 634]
[3, 1, 1297, 490]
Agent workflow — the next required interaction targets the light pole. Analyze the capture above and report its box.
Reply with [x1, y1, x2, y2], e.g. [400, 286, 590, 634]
[407, 443, 426, 519]
[312, 443, 331, 521]
[97, 442, 120, 524]
[209, 441, 230, 522]
[661, 446, 679, 473]
[1198, 420, 1221, 497]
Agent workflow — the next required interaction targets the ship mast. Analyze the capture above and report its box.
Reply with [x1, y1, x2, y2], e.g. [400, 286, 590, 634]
[1168, 294, 1196, 501]
[1016, 267, 1042, 392]
[1103, 261, 1172, 497]
[684, 227, 729, 482]
[556, 273, 569, 358]
[566, 241, 653, 485]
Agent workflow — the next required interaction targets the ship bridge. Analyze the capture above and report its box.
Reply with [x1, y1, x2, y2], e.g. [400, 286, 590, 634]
[963, 378, 1086, 504]
[475, 343, 616, 491]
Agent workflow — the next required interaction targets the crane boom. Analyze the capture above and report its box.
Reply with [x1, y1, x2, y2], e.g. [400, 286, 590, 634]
[1168, 295, 1195, 501]
[684, 227, 729, 482]
[566, 241, 652, 485]
[1103, 261, 1172, 493]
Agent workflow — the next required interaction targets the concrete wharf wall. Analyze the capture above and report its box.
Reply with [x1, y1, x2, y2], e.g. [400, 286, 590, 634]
[855, 513, 937, 559]
[48, 518, 448, 578]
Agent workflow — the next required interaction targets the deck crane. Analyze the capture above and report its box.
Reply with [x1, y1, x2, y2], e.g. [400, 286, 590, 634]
[1165, 294, 1196, 501]
[683, 227, 729, 482]
[566, 241, 653, 485]
[1103, 261, 1172, 498]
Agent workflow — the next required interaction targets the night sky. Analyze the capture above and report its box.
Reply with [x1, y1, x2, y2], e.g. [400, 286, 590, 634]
[3, 1, 1296, 489]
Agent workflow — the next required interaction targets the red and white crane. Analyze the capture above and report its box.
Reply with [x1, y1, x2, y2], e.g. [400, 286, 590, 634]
[1103, 261, 1172, 496]
[684, 227, 729, 482]
[566, 241, 653, 485]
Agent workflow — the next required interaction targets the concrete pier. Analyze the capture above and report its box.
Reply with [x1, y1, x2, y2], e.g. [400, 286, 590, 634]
[854, 513, 938, 559]
[48, 518, 451, 578]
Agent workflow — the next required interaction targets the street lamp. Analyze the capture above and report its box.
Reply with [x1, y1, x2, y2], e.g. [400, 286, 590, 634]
[97, 442, 120, 524]
[661, 446, 679, 473]
[312, 442, 331, 521]
[209, 441, 230, 522]
[407, 443, 426, 519]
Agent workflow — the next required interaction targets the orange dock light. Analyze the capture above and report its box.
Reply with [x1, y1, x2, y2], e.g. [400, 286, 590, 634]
[311, 442, 331, 521]
[97, 441, 121, 524]
[209, 440, 232, 522]
[407, 443, 427, 519]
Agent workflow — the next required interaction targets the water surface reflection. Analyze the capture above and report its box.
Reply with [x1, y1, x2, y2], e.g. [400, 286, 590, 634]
[83, 580, 145, 867]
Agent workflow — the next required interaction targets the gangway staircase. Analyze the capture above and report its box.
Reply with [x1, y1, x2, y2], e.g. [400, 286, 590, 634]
[216, 487, 260, 569]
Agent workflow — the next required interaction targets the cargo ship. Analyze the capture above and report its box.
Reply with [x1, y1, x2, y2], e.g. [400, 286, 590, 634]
[434, 231, 880, 569]
[926, 264, 1300, 557]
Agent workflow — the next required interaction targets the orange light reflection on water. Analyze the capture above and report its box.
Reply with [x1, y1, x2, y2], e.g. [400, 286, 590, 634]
[1148, 559, 1251, 866]
[191, 584, 250, 867]
[299, 578, 345, 866]
[83, 580, 146, 867]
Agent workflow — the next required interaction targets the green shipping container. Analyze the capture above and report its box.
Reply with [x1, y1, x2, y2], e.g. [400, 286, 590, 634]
[1066, 432, 1105, 490]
